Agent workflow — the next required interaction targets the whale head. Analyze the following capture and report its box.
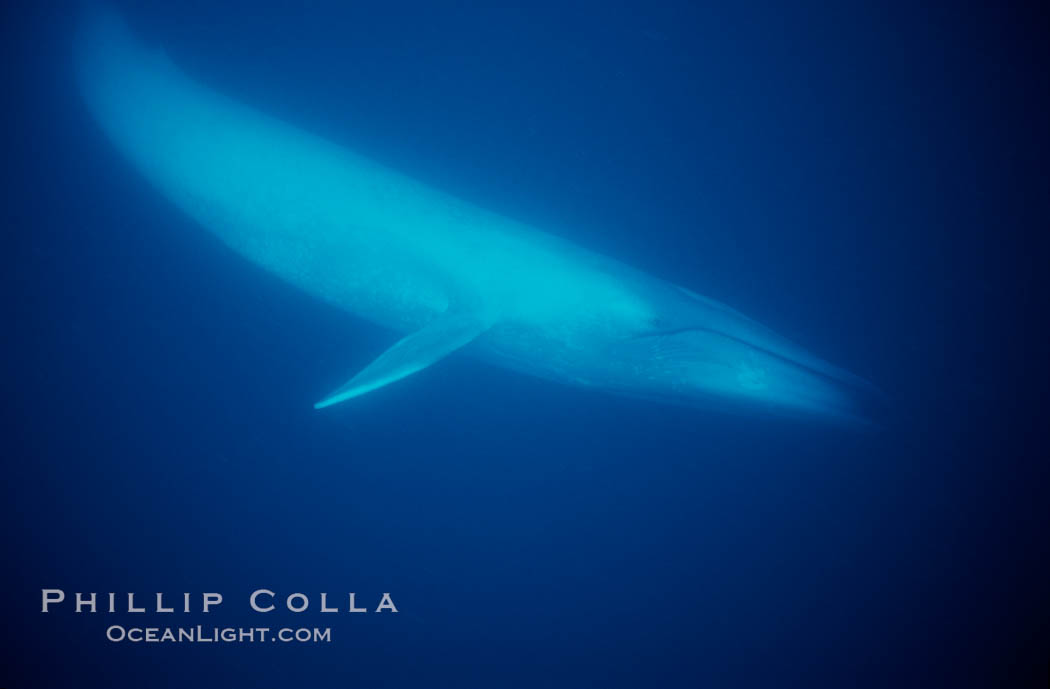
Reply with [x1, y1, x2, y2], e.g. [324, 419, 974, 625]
[589, 283, 884, 426]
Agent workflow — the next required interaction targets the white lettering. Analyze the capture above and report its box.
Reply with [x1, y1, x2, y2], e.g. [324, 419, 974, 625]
[376, 593, 398, 613]
[250, 589, 275, 612]
[286, 593, 308, 613]
[41, 589, 64, 612]
[203, 592, 222, 613]
[156, 593, 173, 613]
[127, 593, 145, 613]
[75, 592, 96, 613]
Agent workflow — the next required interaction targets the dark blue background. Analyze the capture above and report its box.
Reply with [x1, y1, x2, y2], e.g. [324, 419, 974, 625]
[3, 1, 1046, 686]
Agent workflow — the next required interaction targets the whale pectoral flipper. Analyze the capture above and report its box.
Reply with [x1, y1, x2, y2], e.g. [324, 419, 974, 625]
[313, 312, 491, 409]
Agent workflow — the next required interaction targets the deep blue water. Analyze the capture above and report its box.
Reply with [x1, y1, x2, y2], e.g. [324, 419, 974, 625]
[3, 1, 1047, 687]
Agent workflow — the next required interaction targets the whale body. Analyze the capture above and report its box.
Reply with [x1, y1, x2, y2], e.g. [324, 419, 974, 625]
[74, 9, 879, 422]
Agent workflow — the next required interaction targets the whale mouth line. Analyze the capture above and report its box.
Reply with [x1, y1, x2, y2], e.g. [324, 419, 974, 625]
[633, 325, 885, 411]
[631, 325, 834, 378]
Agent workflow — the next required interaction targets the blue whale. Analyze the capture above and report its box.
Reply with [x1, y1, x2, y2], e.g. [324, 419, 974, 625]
[74, 9, 879, 423]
